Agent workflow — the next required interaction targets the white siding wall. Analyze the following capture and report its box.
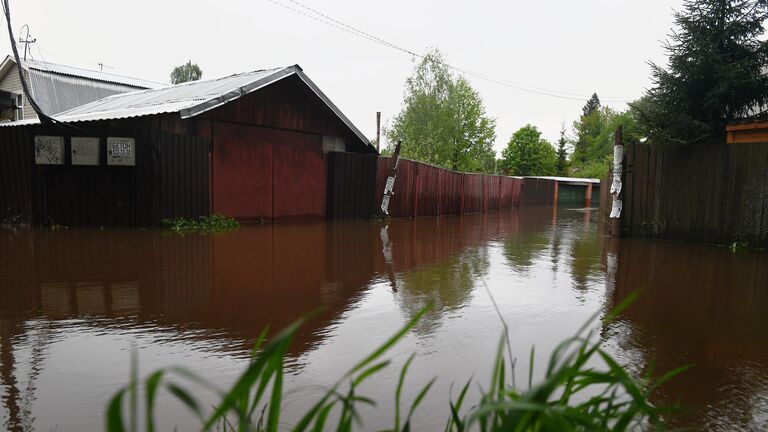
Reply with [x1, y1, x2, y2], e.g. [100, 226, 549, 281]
[0, 67, 37, 120]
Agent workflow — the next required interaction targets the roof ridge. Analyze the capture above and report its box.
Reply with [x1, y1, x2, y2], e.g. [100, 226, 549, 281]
[166, 66, 289, 88]
[22, 58, 166, 87]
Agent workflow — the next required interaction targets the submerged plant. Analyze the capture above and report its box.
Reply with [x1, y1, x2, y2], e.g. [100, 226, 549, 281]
[162, 214, 240, 234]
[106, 297, 685, 431]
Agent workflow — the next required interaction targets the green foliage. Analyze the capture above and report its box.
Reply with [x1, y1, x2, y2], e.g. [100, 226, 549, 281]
[582, 93, 601, 117]
[162, 214, 239, 233]
[387, 50, 497, 173]
[632, 0, 768, 143]
[555, 126, 569, 176]
[570, 104, 641, 179]
[170, 60, 203, 84]
[499, 124, 557, 176]
[107, 300, 684, 431]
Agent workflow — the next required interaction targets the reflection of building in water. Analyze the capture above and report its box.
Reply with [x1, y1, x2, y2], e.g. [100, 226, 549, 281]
[604, 239, 768, 431]
[0, 208, 607, 430]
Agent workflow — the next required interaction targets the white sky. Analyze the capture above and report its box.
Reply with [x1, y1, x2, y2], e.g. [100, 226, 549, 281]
[1, 0, 682, 154]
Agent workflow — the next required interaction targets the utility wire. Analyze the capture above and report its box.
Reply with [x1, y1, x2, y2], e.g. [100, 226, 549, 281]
[1, 0, 56, 124]
[267, 0, 632, 102]
[1, 0, 93, 133]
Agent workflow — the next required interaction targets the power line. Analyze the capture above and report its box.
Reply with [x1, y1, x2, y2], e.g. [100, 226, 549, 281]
[1, 0, 93, 134]
[266, 0, 633, 102]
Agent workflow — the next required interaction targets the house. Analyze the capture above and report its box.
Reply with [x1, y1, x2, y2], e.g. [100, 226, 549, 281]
[0, 64, 375, 226]
[0, 55, 164, 121]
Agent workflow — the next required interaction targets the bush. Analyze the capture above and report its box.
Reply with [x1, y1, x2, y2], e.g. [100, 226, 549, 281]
[162, 214, 240, 234]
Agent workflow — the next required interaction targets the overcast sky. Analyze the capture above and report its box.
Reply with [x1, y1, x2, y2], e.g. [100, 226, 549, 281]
[1, 0, 683, 153]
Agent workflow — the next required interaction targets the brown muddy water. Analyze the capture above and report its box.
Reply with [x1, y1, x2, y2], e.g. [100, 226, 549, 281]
[0, 207, 766, 431]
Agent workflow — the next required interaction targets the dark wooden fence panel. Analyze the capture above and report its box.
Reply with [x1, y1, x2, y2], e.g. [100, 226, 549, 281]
[0, 127, 33, 224]
[461, 174, 484, 213]
[156, 132, 211, 221]
[606, 141, 768, 247]
[327, 152, 377, 219]
[1, 124, 210, 227]
[414, 163, 440, 217]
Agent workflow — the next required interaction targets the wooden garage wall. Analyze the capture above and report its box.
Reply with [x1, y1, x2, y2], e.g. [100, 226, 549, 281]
[0, 121, 210, 226]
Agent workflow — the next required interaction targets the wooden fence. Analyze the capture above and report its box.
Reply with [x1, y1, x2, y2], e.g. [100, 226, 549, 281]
[327, 154, 527, 218]
[0, 124, 210, 227]
[600, 141, 768, 247]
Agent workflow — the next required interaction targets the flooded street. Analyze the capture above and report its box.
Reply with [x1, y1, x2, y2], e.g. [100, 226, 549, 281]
[0, 207, 767, 431]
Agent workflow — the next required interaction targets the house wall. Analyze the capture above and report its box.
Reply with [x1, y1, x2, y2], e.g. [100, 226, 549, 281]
[199, 75, 368, 221]
[0, 68, 34, 120]
[0, 74, 371, 226]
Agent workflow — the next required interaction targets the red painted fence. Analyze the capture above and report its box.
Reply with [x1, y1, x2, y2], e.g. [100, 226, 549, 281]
[371, 157, 523, 218]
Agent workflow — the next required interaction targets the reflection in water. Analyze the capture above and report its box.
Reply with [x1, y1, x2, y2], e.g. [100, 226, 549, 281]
[0, 207, 765, 430]
[606, 239, 768, 431]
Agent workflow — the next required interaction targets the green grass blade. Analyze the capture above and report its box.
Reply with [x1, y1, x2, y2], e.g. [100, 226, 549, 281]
[395, 354, 415, 431]
[144, 371, 164, 432]
[166, 383, 205, 424]
[406, 377, 436, 424]
[106, 389, 127, 432]
[349, 306, 429, 375]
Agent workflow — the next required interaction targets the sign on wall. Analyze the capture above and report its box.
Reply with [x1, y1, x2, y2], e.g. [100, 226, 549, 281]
[71, 137, 100, 166]
[34, 135, 64, 165]
[107, 137, 135, 166]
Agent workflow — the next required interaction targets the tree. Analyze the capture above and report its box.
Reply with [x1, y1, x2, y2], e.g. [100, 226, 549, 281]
[570, 106, 641, 178]
[555, 125, 569, 176]
[499, 124, 557, 176]
[632, 0, 768, 143]
[387, 50, 497, 173]
[572, 94, 602, 164]
[582, 93, 601, 117]
[170, 60, 203, 84]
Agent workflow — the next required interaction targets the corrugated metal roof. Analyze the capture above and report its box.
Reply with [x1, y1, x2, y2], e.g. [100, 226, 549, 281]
[52, 67, 288, 122]
[0, 64, 373, 150]
[22, 59, 165, 89]
[27, 68, 162, 115]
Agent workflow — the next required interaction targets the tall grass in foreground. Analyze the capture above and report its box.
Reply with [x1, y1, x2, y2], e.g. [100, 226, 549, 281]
[107, 296, 686, 431]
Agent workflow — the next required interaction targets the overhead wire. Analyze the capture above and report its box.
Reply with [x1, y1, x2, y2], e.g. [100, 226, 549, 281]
[1, 0, 93, 133]
[266, 0, 633, 102]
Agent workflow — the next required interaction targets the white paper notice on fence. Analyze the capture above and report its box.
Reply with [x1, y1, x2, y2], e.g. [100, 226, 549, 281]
[384, 177, 395, 195]
[34, 136, 64, 165]
[381, 194, 391, 215]
[610, 174, 622, 196]
[610, 199, 623, 218]
[613, 145, 624, 171]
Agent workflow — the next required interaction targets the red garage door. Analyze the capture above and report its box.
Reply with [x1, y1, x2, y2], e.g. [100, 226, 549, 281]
[212, 123, 327, 220]
[273, 129, 326, 219]
[212, 123, 274, 220]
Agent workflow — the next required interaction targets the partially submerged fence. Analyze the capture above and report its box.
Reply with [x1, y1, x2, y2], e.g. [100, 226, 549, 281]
[600, 141, 768, 247]
[327, 153, 527, 218]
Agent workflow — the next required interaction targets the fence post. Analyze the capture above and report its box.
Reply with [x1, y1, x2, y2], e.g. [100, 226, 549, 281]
[584, 182, 593, 207]
[609, 126, 624, 236]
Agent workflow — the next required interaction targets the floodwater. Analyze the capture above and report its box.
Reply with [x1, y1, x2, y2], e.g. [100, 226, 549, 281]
[0, 207, 766, 431]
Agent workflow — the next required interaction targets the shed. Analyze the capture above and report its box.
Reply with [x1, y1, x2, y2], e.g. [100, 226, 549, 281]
[0, 56, 164, 121]
[0, 65, 376, 226]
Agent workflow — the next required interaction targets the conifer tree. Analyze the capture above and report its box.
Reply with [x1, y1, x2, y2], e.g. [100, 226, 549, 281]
[633, 0, 768, 143]
[555, 126, 569, 176]
[582, 93, 601, 117]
